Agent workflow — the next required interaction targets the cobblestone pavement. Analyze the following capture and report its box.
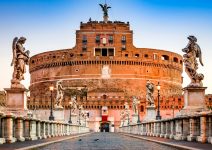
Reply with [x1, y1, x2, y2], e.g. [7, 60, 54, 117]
[121, 133, 212, 150]
[36, 132, 178, 150]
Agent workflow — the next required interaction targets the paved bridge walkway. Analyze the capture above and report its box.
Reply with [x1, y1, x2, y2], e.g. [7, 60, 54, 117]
[0, 132, 211, 150]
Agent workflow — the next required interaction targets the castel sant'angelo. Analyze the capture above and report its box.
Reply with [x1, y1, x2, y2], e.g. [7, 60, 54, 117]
[27, 3, 211, 132]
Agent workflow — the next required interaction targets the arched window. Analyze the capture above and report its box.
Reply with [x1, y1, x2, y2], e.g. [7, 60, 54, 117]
[161, 55, 169, 61]
[173, 57, 178, 63]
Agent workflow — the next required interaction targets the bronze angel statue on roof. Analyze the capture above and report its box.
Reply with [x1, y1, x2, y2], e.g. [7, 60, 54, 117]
[99, 3, 111, 17]
[11, 37, 30, 88]
[182, 35, 204, 87]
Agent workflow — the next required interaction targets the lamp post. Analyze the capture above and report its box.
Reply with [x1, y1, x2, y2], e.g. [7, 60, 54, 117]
[49, 84, 54, 121]
[156, 82, 161, 120]
[69, 101, 73, 124]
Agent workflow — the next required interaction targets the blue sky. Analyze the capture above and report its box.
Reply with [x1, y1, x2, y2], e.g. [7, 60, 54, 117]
[0, 0, 212, 93]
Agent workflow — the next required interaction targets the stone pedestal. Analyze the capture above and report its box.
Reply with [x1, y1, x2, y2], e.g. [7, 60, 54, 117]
[132, 114, 138, 124]
[143, 106, 156, 122]
[54, 109, 65, 121]
[177, 87, 208, 116]
[71, 113, 78, 125]
[4, 88, 28, 114]
[123, 119, 129, 126]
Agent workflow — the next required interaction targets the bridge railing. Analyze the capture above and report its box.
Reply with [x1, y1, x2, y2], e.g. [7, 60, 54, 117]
[119, 111, 212, 144]
[0, 111, 89, 144]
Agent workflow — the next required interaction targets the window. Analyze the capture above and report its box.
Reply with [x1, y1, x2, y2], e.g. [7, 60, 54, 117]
[153, 53, 158, 60]
[125, 54, 128, 57]
[161, 55, 169, 61]
[122, 45, 126, 50]
[109, 35, 113, 43]
[144, 54, 148, 58]
[82, 45, 87, 51]
[108, 49, 114, 56]
[95, 48, 101, 56]
[121, 35, 126, 43]
[96, 35, 100, 43]
[135, 54, 139, 57]
[82, 35, 87, 43]
[102, 48, 107, 56]
[173, 57, 178, 63]
[103, 94, 107, 99]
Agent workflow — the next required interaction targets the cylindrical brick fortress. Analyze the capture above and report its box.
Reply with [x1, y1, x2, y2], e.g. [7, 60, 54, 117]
[29, 21, 183, 109]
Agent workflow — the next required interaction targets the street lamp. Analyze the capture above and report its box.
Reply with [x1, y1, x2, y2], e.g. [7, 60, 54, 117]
[68, 101, 73, 124]
[156, 82, 161, 120]
[49, 84, 54, 121]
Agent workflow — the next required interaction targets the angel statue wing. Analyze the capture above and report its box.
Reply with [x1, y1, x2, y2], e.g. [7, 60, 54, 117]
[107, 6, 111, 9]
[99, 4, 104, 10]
[196, 44, 204, 66]
[11, 37, 18, 66]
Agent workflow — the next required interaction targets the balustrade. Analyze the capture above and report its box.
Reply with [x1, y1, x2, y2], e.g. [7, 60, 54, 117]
[0, 111, 89, 144]
[119, 112, 212, 144]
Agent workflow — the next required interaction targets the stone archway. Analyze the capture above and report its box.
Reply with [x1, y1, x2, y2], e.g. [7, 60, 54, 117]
[100, 122, 110, 132]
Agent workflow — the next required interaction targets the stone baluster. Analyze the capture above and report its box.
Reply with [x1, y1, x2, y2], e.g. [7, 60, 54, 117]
[40, 121, 47, 139]
[169, 120, 176, 139]
[153, 122, 157, 136]
[160, 121, 165, 138]
[208, 115, 212, 144]
[67, 124, 71, 135]
[150, 122, 154, 136]
[30, 118, 38, 140]
[2, 113, 17, 143]
[36, 119, 42, 139]
[15, 116, 25, 141]
[187, 117, 199, 141]
[174, 118, 183, 140]
[197, 113, 208, 143]
[50, 122, 55, 137]
[137, 123, 141, 135]
[64, 124, 68, 135]
[0, 112, 6, 144]
[46, 121, 51, 138]
[174, 117, 189, 140]
[164, 120, 170, 138]
[156, 122, 161, 137]
[58, 123, 61, 135]
[54, 123, 58, 137]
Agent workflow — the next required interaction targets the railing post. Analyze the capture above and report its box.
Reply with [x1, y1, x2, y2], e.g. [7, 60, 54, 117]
[169, 119, 175, 139]
[160, 121, 165, 138]
[187, 117, 198, 141]
[46, 121, 51, 138]
[208, 115, 212, 144]
[36, 119, 42, 139]
[15, 116, 25, 141]
[156, 122, 161, 137]
[164, 120, 170, 138]
[153, 122, 157, 136]
[0, 112, 6, 144]
[41, 121, 47, 139]
[197, 113, 208, 143]
[3, 113, 16, 143]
